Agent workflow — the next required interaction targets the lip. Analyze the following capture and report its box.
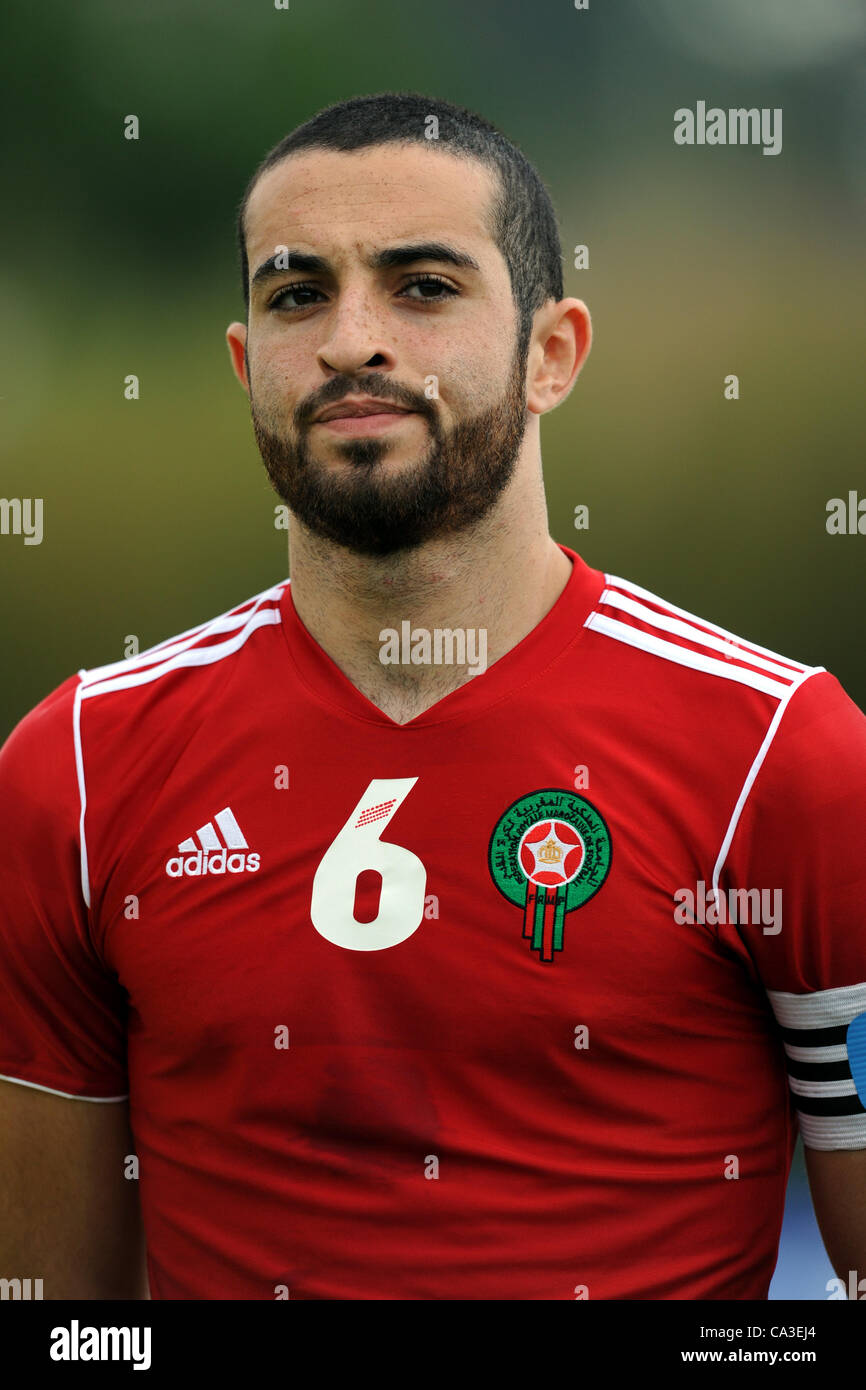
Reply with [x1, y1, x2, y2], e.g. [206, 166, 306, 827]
[315, 397, 413, 423]
[315, 411, 418, 435]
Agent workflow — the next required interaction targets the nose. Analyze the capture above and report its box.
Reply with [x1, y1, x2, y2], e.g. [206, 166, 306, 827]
[316, 283, 396, 377]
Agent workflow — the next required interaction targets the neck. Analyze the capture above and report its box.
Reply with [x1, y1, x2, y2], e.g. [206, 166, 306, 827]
[285, 470, 572, 725]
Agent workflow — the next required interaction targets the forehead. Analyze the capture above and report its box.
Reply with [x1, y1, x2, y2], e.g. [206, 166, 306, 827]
[245, 142, 502, 270]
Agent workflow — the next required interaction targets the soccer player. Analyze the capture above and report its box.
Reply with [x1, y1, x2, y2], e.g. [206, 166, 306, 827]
[1, 92, 865, 1301]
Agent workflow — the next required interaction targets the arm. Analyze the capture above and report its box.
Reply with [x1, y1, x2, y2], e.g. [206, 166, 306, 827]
[804, 1147, 866, 1289]
[0, 1080, 149, 1299]
[0, 684, 145, 1297]
[715, 672, 866, 1289]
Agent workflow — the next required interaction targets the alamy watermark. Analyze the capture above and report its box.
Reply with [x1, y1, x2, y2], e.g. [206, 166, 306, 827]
[379, 623, 487, 676]
[0, 498, 43, 545]
[826, 491, 866, 534]
[50, 1320, 151, 1371]
[674, 881, 782, 935]
[827, 1270, 866, 1300]
[675, 102, 782, 157]
[0, 1276, 43, 1299]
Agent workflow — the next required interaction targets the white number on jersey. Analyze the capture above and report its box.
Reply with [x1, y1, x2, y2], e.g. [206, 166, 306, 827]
[310, 777, 426, 951]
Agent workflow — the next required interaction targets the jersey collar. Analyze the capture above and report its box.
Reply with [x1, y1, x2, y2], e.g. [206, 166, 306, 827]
[279, 543, 604, 730]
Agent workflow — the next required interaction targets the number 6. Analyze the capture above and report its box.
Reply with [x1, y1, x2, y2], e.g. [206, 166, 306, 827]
[310, 777, 427, 951]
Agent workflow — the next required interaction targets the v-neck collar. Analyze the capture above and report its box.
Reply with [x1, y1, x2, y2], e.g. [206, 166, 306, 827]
[279, 544, 604, 730]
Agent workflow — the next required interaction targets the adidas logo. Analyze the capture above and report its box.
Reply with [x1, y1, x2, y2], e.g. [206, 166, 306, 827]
[165, 807, 260, 878]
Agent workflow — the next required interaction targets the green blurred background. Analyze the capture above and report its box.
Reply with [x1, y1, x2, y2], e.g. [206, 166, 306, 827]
[2, 0, 864, 1298]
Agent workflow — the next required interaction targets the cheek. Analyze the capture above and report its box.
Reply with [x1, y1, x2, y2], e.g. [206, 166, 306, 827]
[400, 304, 511, 399]
[439, 348, 514, 412]
[249, 341, 307, 407]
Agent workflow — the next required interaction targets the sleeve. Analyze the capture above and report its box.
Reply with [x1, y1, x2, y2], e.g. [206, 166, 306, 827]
[0, 677, 128, 1101]
[719, 669, 866, 1150]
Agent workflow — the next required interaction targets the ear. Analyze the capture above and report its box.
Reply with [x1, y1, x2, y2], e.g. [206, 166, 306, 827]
[525, 298, 592, 416]
[226, 321, 250, 394]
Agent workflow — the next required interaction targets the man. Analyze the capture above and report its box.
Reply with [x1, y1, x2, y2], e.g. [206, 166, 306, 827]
[1, 92, 865, 1301]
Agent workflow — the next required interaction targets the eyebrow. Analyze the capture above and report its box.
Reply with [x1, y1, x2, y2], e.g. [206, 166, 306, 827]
[250, 241, 482, 293]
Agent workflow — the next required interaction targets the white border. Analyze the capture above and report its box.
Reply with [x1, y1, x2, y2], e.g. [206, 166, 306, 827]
[0, 1072, 128, 1102]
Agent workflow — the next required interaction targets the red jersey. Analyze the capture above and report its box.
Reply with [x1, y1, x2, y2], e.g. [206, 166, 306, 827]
[1, 544, 865, 1300]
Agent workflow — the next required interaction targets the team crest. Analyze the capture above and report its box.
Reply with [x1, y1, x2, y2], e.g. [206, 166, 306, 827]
[488, 789, 611, 963]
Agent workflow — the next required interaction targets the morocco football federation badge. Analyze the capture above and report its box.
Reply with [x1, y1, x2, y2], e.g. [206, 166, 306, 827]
[488, 789, 612, 963]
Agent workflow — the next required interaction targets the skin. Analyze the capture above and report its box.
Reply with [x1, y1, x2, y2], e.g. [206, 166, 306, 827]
[0, 1083, 148, 1298]
[803, 1148, 866, 1292]
[226, 142, 591, 725]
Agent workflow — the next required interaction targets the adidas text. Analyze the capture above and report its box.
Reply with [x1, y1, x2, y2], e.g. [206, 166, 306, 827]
[165, 849, 260, 878]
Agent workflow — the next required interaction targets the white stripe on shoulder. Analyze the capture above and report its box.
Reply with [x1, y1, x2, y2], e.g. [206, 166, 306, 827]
[81, 607, 282, 699]
[600, 573, 812, 673]
[72, 579, 288, 906]
[597, 588, 807, 681]
[79, 580, 288, 698]
[584, 611, 810, 698]
[0, 1073, 128, 1102]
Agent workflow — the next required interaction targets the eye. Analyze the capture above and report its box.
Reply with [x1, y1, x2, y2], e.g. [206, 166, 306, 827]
[268, 282, 324, 311]
[267, 273, 459, 313]
[398, 274, 459, 302]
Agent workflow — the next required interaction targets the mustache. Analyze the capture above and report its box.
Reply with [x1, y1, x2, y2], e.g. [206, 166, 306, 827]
[294, 374, 437, 429]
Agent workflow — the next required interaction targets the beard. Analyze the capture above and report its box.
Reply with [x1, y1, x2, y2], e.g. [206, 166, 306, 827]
[248, 334, 530, 557]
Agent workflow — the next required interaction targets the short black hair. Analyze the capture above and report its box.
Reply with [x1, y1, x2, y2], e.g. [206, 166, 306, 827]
[236, 91, 564, 355]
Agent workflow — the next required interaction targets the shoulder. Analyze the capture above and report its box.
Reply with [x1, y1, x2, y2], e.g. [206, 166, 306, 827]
[583, 569, 824, 707]
[579, 569, 866, 795]
[0, 672, 83, 799]
[0, 577, 290, 784]
[0, 579, 291, 913]
[76, 577, 289, 714]
[578, 569, 845, 756]
[586, 572, 866, 848]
